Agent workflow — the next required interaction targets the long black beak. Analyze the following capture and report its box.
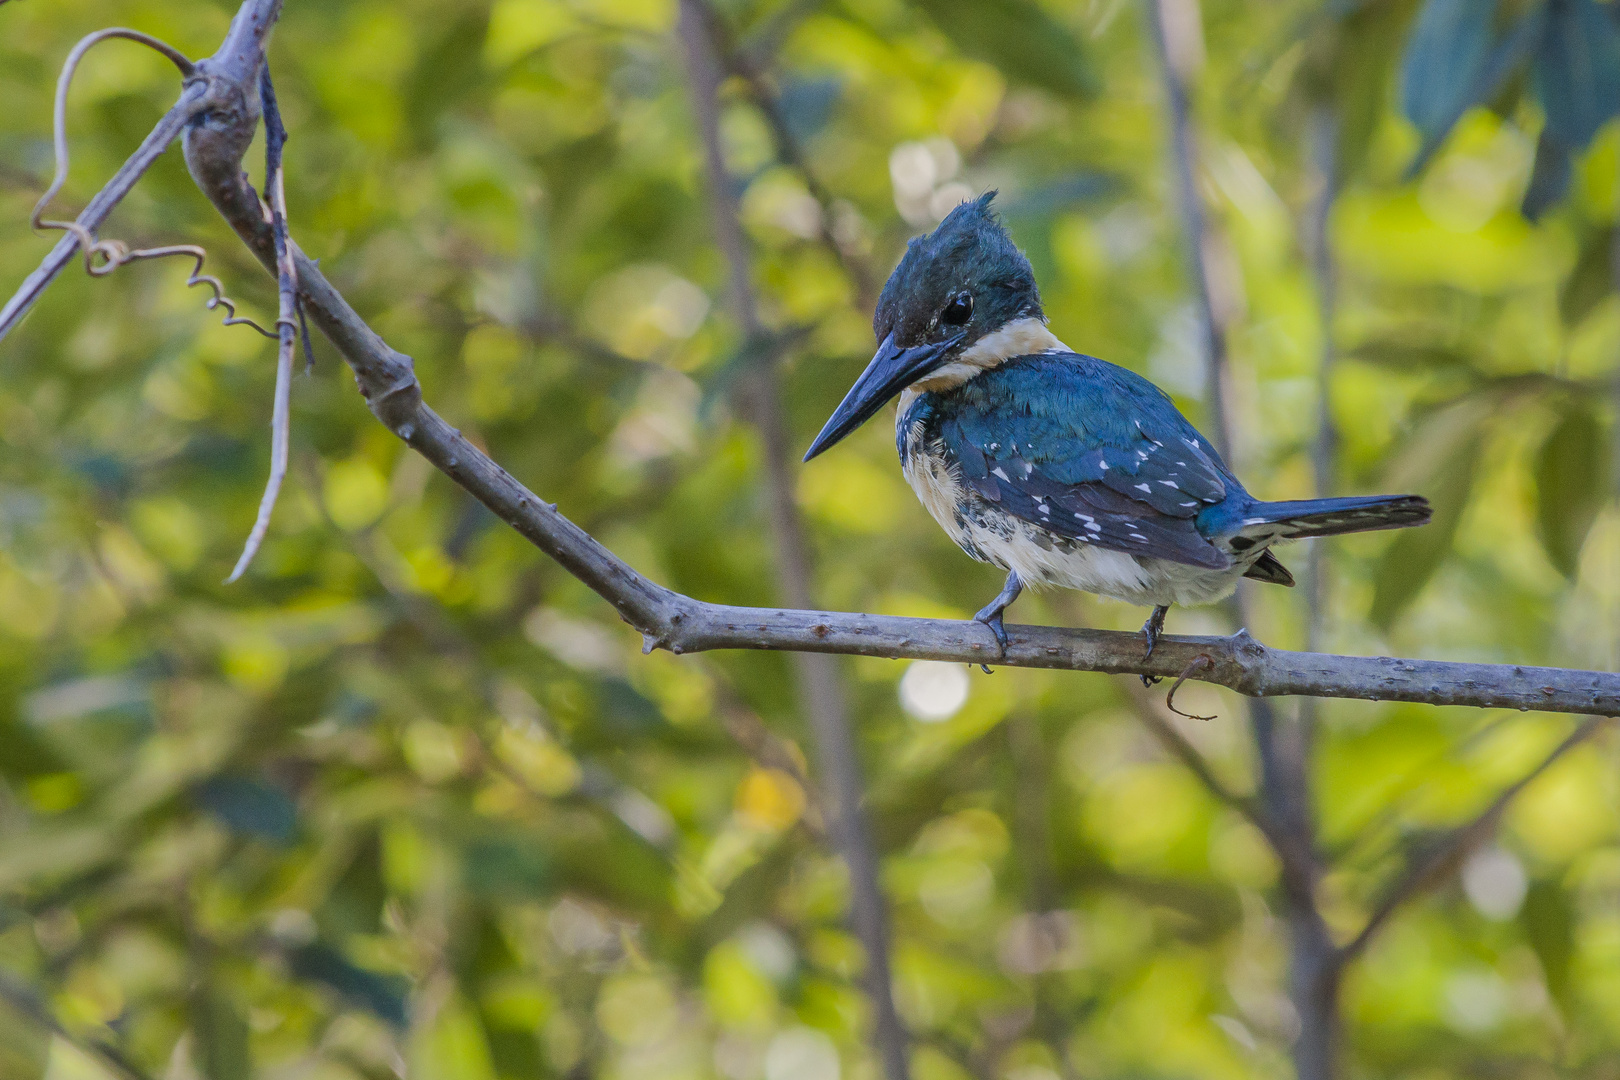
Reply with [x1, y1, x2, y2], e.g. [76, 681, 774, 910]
[803, 332, 962, 462]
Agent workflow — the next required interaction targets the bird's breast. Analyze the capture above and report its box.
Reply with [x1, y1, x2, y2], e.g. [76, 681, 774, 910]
[897, 391, 973, 550]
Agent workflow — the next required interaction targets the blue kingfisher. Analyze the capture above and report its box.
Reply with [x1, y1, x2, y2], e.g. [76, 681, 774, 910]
[803, 193, 1430, 663]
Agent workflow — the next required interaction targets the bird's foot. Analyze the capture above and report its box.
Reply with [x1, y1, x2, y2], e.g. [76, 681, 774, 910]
[1139, 605, 1169, 687]
[971, 571, 1023, 673]
[973, 606, 1009, 670]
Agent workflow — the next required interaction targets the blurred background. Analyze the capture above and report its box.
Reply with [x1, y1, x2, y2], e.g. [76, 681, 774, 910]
[0, 0, 1618, 1077]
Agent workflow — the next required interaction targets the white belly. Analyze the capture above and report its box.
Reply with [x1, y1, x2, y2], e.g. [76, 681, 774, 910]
[899, 432, 1248, 608]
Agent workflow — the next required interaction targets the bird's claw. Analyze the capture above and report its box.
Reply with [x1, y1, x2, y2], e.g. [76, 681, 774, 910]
[1139, 605, 1168, 687]
[973, 609, 1009, 672]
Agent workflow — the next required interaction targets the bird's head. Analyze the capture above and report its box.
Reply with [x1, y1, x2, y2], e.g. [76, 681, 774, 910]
[804, 192, 1046, 461]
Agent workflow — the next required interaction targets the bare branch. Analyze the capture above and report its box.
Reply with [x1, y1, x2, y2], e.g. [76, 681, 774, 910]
[6, 0, 1619, 798]
[0, 88, 203, 341]
[0, 2, 286, 343]
[694, 0, 878, 309]
[1340, 716, 1612, 964]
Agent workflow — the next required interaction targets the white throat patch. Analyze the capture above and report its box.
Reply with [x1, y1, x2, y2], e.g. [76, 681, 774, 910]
[908, 317, 1068, 392]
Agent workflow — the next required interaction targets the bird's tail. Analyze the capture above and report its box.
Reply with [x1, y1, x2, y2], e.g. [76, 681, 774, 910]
[1240, 494, 1432, 539]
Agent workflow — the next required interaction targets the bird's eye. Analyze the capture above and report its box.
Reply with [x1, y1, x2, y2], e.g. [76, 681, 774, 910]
[941, 293, 973, 327]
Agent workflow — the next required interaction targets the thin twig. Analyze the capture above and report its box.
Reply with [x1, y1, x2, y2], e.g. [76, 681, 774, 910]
[1126, 679, 1269, 824]
[695, 0, 877, 309]
[0, 970, 157, 1080]
[0, 37, 211, 341]
[1144, 3, 1342, 1074]
[675, 3, 910, 1077]
[1340, 716, 1613, 963]
[225, 65, 297, 582]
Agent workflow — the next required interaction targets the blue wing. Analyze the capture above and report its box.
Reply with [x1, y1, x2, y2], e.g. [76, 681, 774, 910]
[937, 352, 1236, 570]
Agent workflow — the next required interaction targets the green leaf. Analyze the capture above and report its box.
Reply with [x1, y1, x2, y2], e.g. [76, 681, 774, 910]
[1523, 127, 1576, 220]
[189, 986, 251, 1080]
[1369, 397, 1492, 628]
[1331, 0, 1424, 182]
[1560, 224, 1617, 326]
[1400, 0, 1540, 175]
[1534, 402, 1612, 577]
[410, 993, 500, 1080]
[1521, 878, 1576, 1013]
[1533, 0, 1620, 152]
[910, 0, 1096, 99]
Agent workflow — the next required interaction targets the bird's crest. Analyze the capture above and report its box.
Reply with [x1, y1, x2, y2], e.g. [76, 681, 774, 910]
[873, 191, 1042, 349]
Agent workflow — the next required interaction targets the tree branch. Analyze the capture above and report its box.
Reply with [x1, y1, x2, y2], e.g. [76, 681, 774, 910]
[0, 970, 156, 1080]
[1144, 1, 1342, 1074]
[1339, 716, 1612, 964]
[0, 2, 283, 344]
[675, 3, 910, 1076]
[4, 1, 1619, 812]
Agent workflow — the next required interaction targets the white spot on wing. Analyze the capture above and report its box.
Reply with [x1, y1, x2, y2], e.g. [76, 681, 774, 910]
[1134, 483, 1153, 494]
[992, 467, 1010, 481]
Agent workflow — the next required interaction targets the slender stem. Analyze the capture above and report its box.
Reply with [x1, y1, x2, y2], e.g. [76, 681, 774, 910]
[1145, 1, 1340, 1074]
[1145, 0, 1232, 459]
[1303, 107, 1340, 656]
[0, 971, 157, 1080]
[1341, 717, 1613, 963]
[226, 66, 298, 583]
[674, 3, 909, 1077]
[0, 87, 205, 342]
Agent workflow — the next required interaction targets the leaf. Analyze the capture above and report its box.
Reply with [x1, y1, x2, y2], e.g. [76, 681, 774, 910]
[778, 78, 843, 144]
[1521, 878, 1575, 1013]
[285, 942, 411, 1027]
[1333, 0, 1425, 181]
[1401, 0, 1494, 138]
[463, 831, 554, 899]
[1369, 396, 1493, 628]
[1559, 224, 1616, 326]
[1534, 402, 1612, 577]
[409, 993, 500, 1080]
[189, 986, 251, 1080]
[194, 775, 298, 845]
[910, 0, 1096, 99]
[1522, 127, 1575, 220]
[1533, 0, 1620, 151]
[1400, 0, 1540, 175]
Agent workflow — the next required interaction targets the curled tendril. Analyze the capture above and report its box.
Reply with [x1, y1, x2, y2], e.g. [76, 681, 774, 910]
[1165, 655, 1218, 721]
[31, 28, 275, 339]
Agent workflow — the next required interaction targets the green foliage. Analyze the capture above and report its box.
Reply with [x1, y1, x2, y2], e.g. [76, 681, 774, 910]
[1370, 395, 1489, 627]
[1534, 400, 1611, 578]
[907, 0, 1096, 100]
[0, 0, 1615, 1078]
[1397, 0, 1620, 211]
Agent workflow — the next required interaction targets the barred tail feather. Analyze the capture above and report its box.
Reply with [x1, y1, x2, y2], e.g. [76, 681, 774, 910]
[1247, 494, 1432, 539]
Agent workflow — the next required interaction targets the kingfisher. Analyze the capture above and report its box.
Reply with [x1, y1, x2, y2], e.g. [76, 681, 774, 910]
[803, 193, 1430, 663]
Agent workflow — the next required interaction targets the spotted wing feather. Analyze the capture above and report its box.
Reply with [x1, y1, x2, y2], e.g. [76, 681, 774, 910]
[938, 353, 1241, 571]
